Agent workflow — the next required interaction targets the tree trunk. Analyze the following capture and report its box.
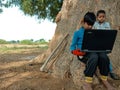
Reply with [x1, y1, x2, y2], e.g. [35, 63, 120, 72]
[33, 0, 120, 89]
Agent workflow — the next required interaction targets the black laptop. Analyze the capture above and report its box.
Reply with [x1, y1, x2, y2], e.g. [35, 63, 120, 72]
[81, 29, 118, 53]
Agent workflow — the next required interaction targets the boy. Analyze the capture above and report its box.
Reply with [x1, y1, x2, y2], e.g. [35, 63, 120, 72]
[70, 12, 115, 90]
[93, 10, 120, 80]
[93, 10, 110, 29]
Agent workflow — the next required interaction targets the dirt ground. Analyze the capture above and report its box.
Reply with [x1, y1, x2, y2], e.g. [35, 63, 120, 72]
[0, 47, 78, 90]
[0, 47, 120, 90]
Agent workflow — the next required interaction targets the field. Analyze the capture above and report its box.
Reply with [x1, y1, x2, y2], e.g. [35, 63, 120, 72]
[0, 44, 77, 90]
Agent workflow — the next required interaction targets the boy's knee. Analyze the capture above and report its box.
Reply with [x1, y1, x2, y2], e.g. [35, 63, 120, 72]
[90, 53, 98, 61]
[99, 53, 109, 63]
[99, 53, 108, 59]
[88, 53, 98, 64]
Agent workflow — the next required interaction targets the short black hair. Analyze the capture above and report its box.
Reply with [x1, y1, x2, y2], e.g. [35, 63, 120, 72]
[97, 10, 106, 16]
[84, 12, 96, 26]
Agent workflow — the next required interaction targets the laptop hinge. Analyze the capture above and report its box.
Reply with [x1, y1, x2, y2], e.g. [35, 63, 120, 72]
[83, 49, 89, 52]
[106, 50, 111, 52]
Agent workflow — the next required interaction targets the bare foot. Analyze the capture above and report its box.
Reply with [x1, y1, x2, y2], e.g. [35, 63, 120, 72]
[83, 82, 92, 90]
[102, 80, 115, 90]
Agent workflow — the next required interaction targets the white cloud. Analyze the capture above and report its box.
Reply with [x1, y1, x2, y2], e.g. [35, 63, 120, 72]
[0, 7, 56, 41]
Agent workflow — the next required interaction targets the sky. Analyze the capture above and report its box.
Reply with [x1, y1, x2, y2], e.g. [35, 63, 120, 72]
[0, 7, 56, 41]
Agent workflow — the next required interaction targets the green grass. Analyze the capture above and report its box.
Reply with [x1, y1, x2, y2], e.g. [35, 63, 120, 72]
[0, 44, 48, 54]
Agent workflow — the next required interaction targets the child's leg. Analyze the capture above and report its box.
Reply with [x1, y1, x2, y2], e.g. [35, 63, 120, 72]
[83, 53, 98, 90]
[102, 80, 115, 90]
[98, 53, 110, 76]
[98, 53, 115, 90]
[84, 52, 98, 77]
[109, 61, 120, 80]
[109, 63, 120, 80]
[109, 61, 113, 73]
[83, 81, 92, 90]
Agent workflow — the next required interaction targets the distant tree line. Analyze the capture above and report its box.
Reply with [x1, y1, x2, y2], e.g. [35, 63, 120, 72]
[0, 39, 48, 45]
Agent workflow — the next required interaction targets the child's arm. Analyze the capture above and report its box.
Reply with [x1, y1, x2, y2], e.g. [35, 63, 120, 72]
[70, 31, 78, 51]
[70, 31, 86, 56]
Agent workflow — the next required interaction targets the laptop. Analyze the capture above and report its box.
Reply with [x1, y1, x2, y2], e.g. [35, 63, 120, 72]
[81, 29, 118, 53]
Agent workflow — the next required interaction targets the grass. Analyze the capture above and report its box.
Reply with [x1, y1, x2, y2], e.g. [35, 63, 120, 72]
[0, 44, 48, 54]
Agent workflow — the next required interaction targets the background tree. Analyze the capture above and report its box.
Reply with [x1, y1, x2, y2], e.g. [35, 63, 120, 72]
[0, 0, 63, 21]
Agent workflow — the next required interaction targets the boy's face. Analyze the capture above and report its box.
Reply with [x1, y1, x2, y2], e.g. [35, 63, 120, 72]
[97, 13, 106, 23]
[84, 22, 93, 29]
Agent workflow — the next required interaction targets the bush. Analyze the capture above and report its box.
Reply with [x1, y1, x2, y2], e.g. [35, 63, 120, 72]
[35, 39, 48, 44]
[20, 39, 33, 45]
[0, 39, 9, 44]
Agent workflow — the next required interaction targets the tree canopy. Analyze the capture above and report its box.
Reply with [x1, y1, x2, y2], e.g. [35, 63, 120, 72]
[0, 0, 63, 22]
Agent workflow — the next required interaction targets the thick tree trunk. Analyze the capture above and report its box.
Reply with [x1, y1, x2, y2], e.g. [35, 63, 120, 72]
[33, 0, 120, 89]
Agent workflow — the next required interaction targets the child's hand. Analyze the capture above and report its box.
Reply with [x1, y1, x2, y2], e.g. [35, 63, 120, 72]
[72, 49, 86, 56]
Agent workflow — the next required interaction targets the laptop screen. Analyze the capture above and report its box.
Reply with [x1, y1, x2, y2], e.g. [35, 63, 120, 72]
[81, 29, 117, 53]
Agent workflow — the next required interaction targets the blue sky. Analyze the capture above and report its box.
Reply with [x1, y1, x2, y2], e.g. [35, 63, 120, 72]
[0, 7, 56, 41]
